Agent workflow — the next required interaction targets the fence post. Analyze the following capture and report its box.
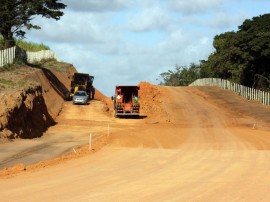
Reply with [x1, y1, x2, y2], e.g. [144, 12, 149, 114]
[263, 91, 266, 105]
[248, 87, 251, 100]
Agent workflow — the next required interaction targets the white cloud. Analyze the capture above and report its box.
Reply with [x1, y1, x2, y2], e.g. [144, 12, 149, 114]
[63, 0, 132, 12]
[28, 12, 120, 46]
[207, 12, 248, 30]
[127, 7, 170, 32]
[168, 0, 224, 14]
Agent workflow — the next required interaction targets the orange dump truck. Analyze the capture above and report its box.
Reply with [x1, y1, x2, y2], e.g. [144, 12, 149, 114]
[112, 86, 140, 117]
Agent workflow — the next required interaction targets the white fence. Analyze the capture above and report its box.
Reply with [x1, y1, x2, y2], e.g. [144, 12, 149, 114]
[189, 78, 270, 106]
[0, 46, 58, 67]
[27, 50, 58, 63]
[0, 46, 16, 67]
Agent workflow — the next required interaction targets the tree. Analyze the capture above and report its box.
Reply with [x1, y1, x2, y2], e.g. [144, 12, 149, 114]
[202, 13, 270, 90]
[0, 0, 66, 49]
[200, 31, 246, 83]
[237, 14, 270, 89]
[158, 64, 201, 86]
[158, 65, 182, 86]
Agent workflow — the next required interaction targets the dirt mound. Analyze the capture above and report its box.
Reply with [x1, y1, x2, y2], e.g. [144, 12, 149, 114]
[0, 62, 76, 140]
[0, 85, 54, 139]
[139, 82, 168, 121]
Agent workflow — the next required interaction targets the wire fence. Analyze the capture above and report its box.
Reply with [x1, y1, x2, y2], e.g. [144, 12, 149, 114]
[0, 46, 58, 67]
[189, 78, 270, 106]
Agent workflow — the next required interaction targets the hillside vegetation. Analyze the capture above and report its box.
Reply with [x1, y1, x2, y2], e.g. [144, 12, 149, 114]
[0, 36, 50, 51]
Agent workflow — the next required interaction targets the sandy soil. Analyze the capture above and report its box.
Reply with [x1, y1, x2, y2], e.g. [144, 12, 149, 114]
[0, 100, 111, 169]
[1, 84, 270, 201]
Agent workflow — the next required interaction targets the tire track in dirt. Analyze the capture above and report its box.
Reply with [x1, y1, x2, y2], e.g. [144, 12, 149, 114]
[1, 85, 270, 201]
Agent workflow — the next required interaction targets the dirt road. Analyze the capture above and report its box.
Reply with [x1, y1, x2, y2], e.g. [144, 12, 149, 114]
[1, 86, 270, 201]
[0, 100, 114, 169]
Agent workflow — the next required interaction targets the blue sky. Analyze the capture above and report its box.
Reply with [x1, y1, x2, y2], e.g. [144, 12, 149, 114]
[27, 0, 270, 96]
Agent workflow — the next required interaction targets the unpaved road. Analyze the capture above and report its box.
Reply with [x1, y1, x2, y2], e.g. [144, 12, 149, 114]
[0, 100, 115, 169]
[1, 86, 270, 201]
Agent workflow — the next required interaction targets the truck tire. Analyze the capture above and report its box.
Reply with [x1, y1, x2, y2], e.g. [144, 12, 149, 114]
[65, 91, 71, 101]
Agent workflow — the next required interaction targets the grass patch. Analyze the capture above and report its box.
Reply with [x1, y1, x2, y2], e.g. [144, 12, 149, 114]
[0, 78, 15, 86]
[17, 80, 27, 86]
[16, 39, 50, 52]
[0, 63, 16, 72]
[0, 73, 38, 89]
[0, 36, 50, 51]
[34, 59, 70, 72]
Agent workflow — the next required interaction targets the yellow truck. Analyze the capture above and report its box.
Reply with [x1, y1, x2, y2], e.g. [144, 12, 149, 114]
[66, 73, 94, 100]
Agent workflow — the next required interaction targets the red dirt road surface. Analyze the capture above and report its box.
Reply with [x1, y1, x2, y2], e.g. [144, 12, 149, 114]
[1, 84, 270, 201]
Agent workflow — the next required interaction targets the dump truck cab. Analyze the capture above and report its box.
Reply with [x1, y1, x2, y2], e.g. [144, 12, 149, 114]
[113, 86, 140, 117]
[66, 73, 94, 100]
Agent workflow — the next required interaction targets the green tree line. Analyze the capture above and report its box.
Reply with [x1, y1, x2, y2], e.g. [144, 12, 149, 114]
[159, 13, 270, 91]
[157, 63, 200, 86]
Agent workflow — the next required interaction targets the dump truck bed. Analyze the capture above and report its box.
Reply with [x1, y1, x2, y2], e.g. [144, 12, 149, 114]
[114, 85, 140, 117]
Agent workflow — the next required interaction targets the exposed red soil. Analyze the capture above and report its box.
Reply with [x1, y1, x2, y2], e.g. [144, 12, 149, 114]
[0, 66, 60, 139]
[0, 62, 106, 140]
[0, 80, 165, 177]
[139, 81, 167, 120]
[1, 64, 270, 200]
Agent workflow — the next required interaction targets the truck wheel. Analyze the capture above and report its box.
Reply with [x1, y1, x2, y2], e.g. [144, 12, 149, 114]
[65, 91, 71, 101]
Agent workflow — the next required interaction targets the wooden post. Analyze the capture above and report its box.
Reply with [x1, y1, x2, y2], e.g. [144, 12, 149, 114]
[89, 133, 92, 150]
